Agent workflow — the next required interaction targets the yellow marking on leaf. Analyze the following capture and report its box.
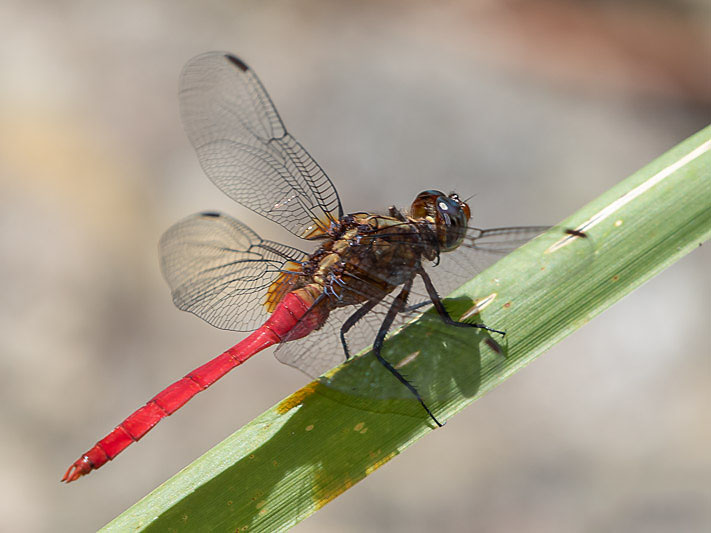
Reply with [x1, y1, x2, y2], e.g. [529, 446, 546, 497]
[365, 451, 397, 476]
[312, 468, 355, 511]
[276, 382, 320, 414]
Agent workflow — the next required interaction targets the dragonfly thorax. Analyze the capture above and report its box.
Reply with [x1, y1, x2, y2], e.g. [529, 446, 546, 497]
[300, 212, 426, 307]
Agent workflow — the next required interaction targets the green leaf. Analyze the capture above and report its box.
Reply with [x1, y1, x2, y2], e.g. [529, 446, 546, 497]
[102, 126, 711, 532]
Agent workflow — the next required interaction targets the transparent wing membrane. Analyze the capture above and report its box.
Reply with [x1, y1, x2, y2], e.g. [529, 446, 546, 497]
[179, 52, 343, 238]
[275, 291, 415, 379]
[424, 225, 551, 299]
[159, 212, 306, 332]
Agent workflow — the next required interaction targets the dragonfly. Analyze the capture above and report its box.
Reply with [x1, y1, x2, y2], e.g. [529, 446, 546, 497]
[63, 52, 555, 482]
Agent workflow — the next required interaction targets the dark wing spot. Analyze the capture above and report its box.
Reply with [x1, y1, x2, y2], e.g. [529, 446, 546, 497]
[225, 54, 249, 72]
[200, 211, 221, 218]
[564, 228, 587, 238]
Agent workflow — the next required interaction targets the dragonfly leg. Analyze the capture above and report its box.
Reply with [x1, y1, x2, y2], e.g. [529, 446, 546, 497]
[418, 268, 505, 336]
[340, 298, 382, 360]
[373, 278, 444, 428]
[404, 300, 431, 314]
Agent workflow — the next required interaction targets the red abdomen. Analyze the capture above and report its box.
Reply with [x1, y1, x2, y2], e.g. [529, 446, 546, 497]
[63, 287, 327, 482]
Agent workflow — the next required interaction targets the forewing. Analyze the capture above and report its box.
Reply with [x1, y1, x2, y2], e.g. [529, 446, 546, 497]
[419, 225, 551, 301]
[179, 52, 343, 238]
[159, 212, 307, 332]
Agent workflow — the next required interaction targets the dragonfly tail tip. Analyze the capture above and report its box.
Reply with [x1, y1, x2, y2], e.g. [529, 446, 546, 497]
[61, 457, 92, 483]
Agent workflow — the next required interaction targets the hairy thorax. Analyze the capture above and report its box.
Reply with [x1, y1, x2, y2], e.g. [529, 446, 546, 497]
[302, 212, 426, 308]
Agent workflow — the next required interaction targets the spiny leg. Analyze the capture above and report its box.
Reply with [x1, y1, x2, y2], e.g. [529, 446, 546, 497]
[373, 277, 443, 427]
[404, 300, 431, 314]
[339, 297, 382, 359]
[418, 267, 505, 336]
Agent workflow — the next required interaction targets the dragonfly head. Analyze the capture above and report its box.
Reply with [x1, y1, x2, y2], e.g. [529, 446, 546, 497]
[410, 190, 471, 252]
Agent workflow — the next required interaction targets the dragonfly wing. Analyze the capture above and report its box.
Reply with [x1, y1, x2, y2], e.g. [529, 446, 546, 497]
[465, 226, 551, 254]
[275, 287, 465, 404]
[179, 52, 343, 239]
[418, 225, 551, 300]
[159, 212, 307, 332]
[274, 292, 402, 379]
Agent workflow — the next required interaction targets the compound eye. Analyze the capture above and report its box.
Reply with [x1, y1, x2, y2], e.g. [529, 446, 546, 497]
[410, 190, 445, 219]
[436, 195, 468, 251]
[449, 193, 471, 221]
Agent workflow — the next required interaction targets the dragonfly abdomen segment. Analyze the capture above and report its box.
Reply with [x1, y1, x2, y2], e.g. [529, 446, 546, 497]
[62, 288, 326, 482]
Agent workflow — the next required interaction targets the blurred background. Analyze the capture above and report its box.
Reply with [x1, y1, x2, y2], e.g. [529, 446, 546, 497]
[1, 1, 709, 531]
